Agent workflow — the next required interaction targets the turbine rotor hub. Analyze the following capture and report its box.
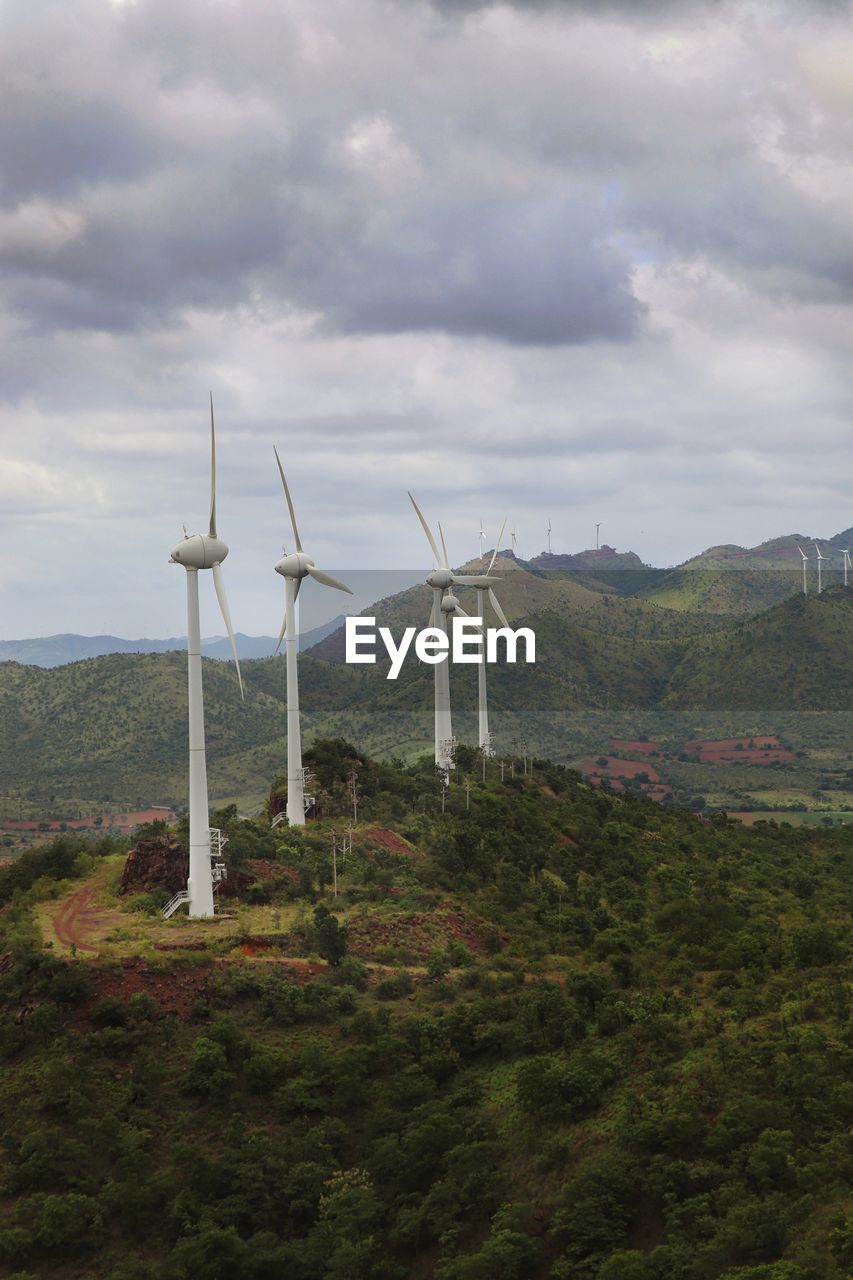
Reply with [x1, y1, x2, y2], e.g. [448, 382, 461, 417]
[170, 533, 229, 570]
[427, 569, 453, 589]
[441, 593, 460, 613]
[275, 551, 314, 579]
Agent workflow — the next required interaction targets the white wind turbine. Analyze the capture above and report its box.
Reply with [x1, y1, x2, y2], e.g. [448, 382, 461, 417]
[843, 548, 851, 588]
[814, 542, 826, 593]
[511, 526, 519, 558]
[409, 494, 499, 770]
[170, 397, 244, 918]
[547, 519, 552, 554]
[479, 517, 486, 563]
[470, 520, 509, 755]
[272, 449, 353, 826]
[797, 545, 808, 595]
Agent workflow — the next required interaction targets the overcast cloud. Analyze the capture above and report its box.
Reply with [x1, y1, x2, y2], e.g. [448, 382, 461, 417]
[1, 0, 852, 637]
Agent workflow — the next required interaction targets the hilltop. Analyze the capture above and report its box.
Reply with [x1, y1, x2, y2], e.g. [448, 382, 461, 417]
[0, 743, 850, 1279]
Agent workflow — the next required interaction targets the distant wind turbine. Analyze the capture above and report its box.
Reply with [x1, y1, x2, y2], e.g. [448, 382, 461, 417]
[547, 519, 552, 554]
[843, 548, 851, 588]
[814, 542, 826, 593]
[169, 397, 244, 918]
[469, 520, 508, 755]
[797, 545, 808, 596]
[511, 527, 518, 557]
[409, 493, 499, 769]
[479, 517, 486, 563]
[272, 449, 353, 825]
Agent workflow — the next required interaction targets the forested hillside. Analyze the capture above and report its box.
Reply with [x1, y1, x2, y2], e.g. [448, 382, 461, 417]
[1, 589, 852, 817]
[0, 744, 850, 1279]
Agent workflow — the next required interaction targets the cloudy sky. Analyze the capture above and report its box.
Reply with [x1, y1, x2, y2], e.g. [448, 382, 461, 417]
[1, 0, 852, 638]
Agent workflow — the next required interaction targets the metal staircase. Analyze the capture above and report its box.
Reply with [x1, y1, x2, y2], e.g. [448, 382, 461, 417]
[161, 889, 190, 919]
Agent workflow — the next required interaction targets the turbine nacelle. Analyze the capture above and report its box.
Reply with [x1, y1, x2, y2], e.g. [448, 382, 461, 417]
[441, 592, 460, 614]
[275, 551, 314, 580]
[427, 568, 454, 589]
[171, 533, 230, 570]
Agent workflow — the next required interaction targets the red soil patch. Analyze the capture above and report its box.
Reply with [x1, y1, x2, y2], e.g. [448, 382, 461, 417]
[581, 757, 662, 783]
[345, 903, 499, 960]
[684, 736, 794, 765]
[610, 739, 661, 755]
[361, 826, 421, 858]
[80, 957, 212, 1021]
[558, 833, 578, 847]
[2, 807, 177, 835]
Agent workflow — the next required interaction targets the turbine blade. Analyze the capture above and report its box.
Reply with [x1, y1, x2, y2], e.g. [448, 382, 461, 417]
[438, 522, 450, 570]
[273, 602, 287, 656]
[294, 577, 302, 601]
[430, 591, 440, 629]
[488, 587, 509, 628]
[488, 518, 507, 574]
[408, 492, 441, 566]
[453, 573, 498, 587]
[211, 561, 244, 700]
[274, 447, 303, 552]
[453, 602, 469, 617]
[208, 393, 217, 538]
[307, 566, 354, 594]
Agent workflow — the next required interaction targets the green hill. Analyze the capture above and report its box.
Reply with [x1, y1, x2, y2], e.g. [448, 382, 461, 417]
[0, 746, 850, 1279]
[662, 587, 853, 710]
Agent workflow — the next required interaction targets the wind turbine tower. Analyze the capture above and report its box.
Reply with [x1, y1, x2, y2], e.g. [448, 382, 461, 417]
[272, 449, 353, 824]
[797, 545, 808, 595]
[843, 548, 851, 588]
[479, 518, 486, 563]
[547, 519, 552, 554]
[170, 397, 244, 918]
[409, 494, 498, 769]
[595, 522, 601, 550]
[815, 542, 826, 593]
[472, 520, 509, 755]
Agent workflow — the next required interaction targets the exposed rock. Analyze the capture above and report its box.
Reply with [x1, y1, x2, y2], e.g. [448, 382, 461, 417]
[121, 834, 256, 898]
[120, 834, 187, 895]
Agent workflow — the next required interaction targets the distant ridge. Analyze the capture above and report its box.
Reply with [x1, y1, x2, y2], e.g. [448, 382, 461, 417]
[0, 616, 346, 669]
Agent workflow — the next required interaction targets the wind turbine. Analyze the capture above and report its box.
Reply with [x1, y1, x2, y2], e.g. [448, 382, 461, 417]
[546, 519, 552, 555]
[479, 518, 486, 563]
[272, 449, 353, 826]
[511, 526, 519, 558]
[470, 520, 509, 755]
[408, 494, 498, 770]
[797, 545, 808, 596]
[843, 548, 851, 588]
[814, 542, 826, 593]
[170, 397, 244, 918]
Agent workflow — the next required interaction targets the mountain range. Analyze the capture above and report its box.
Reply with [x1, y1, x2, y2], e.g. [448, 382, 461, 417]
[1, 522, 851, 820]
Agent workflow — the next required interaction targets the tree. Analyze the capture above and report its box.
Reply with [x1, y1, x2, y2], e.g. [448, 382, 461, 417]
[314, 905, 348, 966]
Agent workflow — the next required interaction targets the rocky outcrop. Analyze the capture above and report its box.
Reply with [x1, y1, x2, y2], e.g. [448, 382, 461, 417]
[120, 833, 256, 898]
[120, 834, 188, 895]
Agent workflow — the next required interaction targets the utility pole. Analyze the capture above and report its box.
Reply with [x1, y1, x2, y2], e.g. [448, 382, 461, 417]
[465, 781, 471, 810]
[331, 831, 338, 898]
[500, 759, 505, 782]
[349, 767, 359, 825]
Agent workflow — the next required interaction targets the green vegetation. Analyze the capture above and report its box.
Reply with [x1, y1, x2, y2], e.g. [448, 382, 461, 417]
[1, 579, 851, 819]
[0, 741, 850, 1278]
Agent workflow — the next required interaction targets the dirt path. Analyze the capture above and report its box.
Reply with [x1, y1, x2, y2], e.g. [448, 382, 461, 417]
[51, 879, 124, 955]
